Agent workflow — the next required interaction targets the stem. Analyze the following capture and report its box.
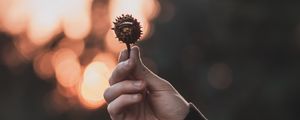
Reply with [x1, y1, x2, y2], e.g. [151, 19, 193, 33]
[126, 43, 131, 59]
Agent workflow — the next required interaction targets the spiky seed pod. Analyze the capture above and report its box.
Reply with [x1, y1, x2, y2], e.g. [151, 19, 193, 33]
[112, 14, 142, 58]
[112, 14, 142, 44]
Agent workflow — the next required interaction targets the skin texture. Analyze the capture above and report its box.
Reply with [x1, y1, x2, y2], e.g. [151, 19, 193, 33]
[104, 46, 190, 120]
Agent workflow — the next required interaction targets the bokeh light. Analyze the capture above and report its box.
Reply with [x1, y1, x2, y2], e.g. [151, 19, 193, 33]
[79, 61, 111, 109]
[33, 51, 54, 80]
[1, 0, 92, 46]
[0, 0, 160, 111]
[52, 48, 81, 88]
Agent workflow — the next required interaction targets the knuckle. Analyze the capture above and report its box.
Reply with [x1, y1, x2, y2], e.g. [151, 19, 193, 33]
[119, 95, 130, 102]
[103, 88, 111, 102]
[121, 64, 131, 72]
[127, 60, 135, 69]
[123, 81, 139, 91]
[107, 104, 116, 115]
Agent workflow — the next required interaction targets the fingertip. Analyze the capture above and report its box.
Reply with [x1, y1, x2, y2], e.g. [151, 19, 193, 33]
[130, 46, 141, 62]
[103, 87, 111, 103]
[107, 93, 143, 116]
[119, 46, 139, 62]
[131, 46, 140, 55]
[104, 80, 145, 103]
[118, 49, 129, 63]
[131, 45, 139, 50]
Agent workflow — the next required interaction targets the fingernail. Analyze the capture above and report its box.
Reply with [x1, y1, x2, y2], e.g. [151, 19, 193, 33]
[133, 81, 142, 87]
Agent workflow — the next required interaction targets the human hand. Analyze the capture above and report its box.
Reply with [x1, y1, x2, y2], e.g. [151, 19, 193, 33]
[104, 46, 190, 120]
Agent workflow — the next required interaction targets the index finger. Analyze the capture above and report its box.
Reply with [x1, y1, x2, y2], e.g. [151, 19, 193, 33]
[109, 59, 135, 85]
[109, 46, 140, 85]
[118, 49, 129, 63]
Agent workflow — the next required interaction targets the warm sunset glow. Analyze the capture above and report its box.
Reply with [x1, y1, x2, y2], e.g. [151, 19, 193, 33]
[105, 30, 124, 54]
[0, 0, 160, 110]
[1, 0, 92, 46]
[93, 53, 117, 70]
[33, 51, 54, 80]
[57, 38, 85, 57]
[62, 0, 92, 40]
[27, 0, 62, 46]
[79, 61, 111, 109]
[1, 0, 28, 35]
[52, 48, 81, 88]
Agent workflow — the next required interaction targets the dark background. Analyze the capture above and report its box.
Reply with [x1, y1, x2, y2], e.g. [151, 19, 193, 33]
[1, 0, 300, 120]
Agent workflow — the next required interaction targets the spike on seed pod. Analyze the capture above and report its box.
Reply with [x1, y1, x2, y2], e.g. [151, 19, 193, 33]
[112, 14, 142, 58]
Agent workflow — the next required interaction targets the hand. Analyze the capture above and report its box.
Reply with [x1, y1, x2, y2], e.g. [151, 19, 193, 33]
[104, 46, 190, 120]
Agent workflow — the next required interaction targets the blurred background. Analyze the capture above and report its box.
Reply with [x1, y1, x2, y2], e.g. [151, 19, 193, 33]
[1, 0, 300, 120]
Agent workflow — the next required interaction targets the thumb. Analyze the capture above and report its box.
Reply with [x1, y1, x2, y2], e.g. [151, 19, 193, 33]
[130, 46, 176, 92]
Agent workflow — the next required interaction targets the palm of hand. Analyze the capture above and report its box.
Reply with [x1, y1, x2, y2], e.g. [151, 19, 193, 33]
[105, 47, 189, 120]
[116, 89, 188, 120]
